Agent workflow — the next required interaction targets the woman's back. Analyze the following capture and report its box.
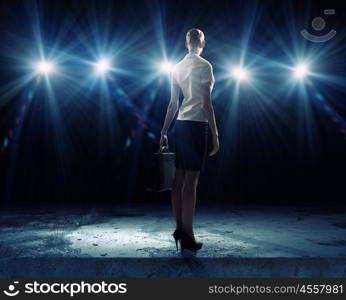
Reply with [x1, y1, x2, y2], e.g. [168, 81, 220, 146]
[160, 27, 219, 160]
[172, 51, 215, 122]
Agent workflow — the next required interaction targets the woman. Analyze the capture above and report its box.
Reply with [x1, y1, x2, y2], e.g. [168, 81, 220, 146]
[160, 28, 219, 253]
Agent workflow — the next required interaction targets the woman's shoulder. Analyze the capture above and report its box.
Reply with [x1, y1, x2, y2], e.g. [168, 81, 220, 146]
[174, 55, 212, 74]
[173, 57, 186, 71]
[196, 56, 213, 71]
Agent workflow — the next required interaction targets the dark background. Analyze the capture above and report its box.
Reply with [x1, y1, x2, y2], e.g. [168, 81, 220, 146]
[0, 0, 345, 209]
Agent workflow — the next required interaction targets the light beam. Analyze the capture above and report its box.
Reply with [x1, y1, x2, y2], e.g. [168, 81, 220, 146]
[159, 61, 174, 74]
[36, 60, 55, 75]
[293, 63, 309, 79]
[232, 66, 249, 81]
[95, 58, 111, 74]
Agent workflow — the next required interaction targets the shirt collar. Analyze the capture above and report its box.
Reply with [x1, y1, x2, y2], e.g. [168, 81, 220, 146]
[185, 51, 199, 58]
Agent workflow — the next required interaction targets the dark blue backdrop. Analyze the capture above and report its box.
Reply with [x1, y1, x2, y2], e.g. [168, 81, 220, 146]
[0, 0, 345, 208]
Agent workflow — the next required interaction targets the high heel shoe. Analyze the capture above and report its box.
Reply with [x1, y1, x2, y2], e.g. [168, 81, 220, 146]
[172, 228, 183, 251]
[180, 230, 203, 251]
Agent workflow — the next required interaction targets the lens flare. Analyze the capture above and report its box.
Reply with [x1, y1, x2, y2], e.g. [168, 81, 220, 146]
[232, 66, 248, 81]
[159, 61, 174, 74]
[36, 60, 55, 75]
[293, 63, 309, 79]
[95, 59, 111, 74]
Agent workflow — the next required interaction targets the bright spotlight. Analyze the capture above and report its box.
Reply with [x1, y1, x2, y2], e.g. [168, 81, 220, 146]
[232, 66, 248, 81]
[159, 61, 174, 74]
[293, 64, 309, 79]
[95, 59, 111, 74]
[36, 60, 55, 75]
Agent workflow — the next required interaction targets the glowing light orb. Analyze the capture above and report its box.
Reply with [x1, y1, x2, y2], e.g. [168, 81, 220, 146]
[95, 59, 111, 74]
[159, 61, 174, 74]
[293, 64, 309, 78]
[232, 66, 248, 81]
[36, 61, 55, 75]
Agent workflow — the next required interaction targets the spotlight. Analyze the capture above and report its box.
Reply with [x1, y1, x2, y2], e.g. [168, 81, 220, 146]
[95, 58, 111, 74]
[293, 63, 309, 79]
[159, 61, 174, 74]
[36, 60, 55, 75]
[232, 66, 248, 81]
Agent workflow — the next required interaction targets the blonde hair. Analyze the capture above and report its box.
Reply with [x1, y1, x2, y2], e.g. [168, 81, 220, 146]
[186, 28, 205, 51]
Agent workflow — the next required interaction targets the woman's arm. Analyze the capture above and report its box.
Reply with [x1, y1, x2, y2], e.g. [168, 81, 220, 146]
[160, 82, 180, 135]
[202, 84, 218, 136]
[202, 83, 219, 156]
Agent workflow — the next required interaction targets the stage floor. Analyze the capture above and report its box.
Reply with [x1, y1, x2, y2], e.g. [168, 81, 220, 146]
[0, 203, 345, 277]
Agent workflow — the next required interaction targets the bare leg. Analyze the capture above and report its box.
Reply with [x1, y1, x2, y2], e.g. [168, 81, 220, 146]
[181, 170, 200, 240]
[171, 168, 185, 229]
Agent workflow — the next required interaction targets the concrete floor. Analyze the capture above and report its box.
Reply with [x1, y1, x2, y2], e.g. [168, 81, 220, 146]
[0, 203, 345, 277]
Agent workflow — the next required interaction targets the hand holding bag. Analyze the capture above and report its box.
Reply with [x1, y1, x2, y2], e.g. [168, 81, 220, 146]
[146, 137, 175, 192]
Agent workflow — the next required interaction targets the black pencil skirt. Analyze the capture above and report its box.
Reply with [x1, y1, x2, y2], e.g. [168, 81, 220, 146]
[173, 119, 211, 171]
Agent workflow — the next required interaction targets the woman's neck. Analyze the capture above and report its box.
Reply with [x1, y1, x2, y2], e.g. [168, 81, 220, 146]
[189, 49, 201, 56]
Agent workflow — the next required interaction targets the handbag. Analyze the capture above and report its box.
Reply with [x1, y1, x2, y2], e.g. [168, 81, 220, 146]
[146, 140, 175, 192]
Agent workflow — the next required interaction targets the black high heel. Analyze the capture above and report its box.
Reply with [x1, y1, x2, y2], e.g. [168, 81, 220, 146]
[180, 230, 203, 251]
[172, 228, 183, 251]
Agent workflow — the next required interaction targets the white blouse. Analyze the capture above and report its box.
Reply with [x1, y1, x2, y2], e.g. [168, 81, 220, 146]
[172, 51, 215, 122]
